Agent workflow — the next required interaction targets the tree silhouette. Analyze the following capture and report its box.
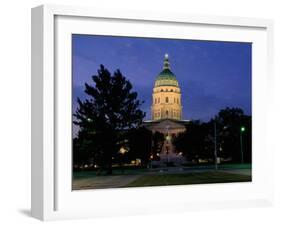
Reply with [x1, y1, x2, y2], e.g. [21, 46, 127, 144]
[74, 65, 145, 174]
[127, 126, 152, 167]
[173, 107, 251, 164]
[152, 132, 165, 160]
[216, 107, 252, 163]
[173, 120, 213, 163]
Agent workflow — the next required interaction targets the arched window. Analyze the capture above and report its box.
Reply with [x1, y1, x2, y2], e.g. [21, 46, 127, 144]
[166, 97, 169, 103]
[170, 89, 173, 92]
[166, 110, 169, 116]
[160, 89, 163, 92]
[177, 98, 179, 104]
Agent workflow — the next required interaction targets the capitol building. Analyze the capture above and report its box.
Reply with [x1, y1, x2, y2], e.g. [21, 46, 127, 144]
[144, 54, 189, 163]
[151, 54, 182, 121]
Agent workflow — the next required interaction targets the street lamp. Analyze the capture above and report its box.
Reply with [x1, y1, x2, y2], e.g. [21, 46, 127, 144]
[214, 117, 218, 170]
[119, 147, 128, 174]
[240, 126, 245, 164]
[165, 125, 170, 164]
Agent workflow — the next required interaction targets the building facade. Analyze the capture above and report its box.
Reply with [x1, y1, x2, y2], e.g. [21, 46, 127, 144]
[151, 54, 182, 120]
[144, 54, 189, 164]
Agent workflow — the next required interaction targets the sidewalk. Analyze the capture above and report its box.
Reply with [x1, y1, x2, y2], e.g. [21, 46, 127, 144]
[73, 174, 141, 190]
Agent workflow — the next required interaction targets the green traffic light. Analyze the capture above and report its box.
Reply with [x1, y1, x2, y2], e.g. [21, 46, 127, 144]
[241, 127, 245, 132]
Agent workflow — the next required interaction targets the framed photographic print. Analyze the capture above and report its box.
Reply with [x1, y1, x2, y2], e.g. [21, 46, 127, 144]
[31, 4, 274, 221]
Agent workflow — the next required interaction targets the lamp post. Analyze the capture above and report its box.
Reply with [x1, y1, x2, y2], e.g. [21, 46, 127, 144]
[165, 125, 170, 164]
[119, 147, 127, 174]
[150, 133, 153, 169]
[214, 117, 218, 170]
[240, 126, 245, 164]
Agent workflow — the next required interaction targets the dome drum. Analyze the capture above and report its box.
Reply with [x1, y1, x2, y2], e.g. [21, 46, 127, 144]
[151, 54, 183, 121]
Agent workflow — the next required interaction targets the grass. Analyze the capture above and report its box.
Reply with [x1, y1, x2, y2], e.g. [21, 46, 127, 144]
[73, 171, 100, 180]
[182, 163, 252, 170]
[125, 171, 251, 187]
[73, 163, 251, 180]
[73, 168, 149, 180]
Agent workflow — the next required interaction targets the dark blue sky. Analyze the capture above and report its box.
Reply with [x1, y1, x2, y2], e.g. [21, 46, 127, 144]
[72, 34, 252, 123]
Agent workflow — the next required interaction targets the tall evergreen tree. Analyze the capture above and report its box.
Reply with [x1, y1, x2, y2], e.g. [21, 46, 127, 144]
[74, 65, 145, 174]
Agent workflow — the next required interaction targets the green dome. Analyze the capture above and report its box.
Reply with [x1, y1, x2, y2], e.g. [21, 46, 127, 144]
[154, 54, 179, 87]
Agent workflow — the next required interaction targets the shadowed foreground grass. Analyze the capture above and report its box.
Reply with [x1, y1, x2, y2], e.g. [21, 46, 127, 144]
[125, 171, 251, 187]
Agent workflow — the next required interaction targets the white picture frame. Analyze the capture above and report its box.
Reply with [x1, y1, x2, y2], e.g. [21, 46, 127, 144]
[31, 4, 274, 221]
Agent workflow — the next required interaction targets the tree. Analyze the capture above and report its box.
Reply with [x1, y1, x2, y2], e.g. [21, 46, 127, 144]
[151, 132, 165, 160]
[73, 137, 92, 168]
[215, 107, 251, 163]
[127, 126, 152, 167]
[173, 121, 213, 163]
[74, 65, 145, 174]
[173, 107, 252, 164]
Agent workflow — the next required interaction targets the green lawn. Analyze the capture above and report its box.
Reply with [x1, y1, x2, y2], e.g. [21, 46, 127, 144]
[125, 171, 251, 187]
[73, 168, 148, 180]
[73, 163, 251, 180]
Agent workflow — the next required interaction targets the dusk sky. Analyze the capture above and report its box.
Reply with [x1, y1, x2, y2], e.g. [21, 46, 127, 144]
[72, 34, 252, 125]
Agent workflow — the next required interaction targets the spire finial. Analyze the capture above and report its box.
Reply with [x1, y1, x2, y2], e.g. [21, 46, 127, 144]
[163, 53, 170, 69]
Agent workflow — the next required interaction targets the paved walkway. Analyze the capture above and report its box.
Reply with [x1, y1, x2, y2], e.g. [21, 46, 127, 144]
[221, 169, 251, 176]
[73, 175, 141, 190]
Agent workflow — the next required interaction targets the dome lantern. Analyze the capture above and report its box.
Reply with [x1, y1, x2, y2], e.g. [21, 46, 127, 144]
[163, 53, 170, 69]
